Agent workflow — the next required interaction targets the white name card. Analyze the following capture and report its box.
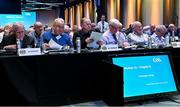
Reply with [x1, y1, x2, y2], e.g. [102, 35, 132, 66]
[18, 48, 41, 56]
[101, 44, 120, 51]
[171, 42, 180, 48]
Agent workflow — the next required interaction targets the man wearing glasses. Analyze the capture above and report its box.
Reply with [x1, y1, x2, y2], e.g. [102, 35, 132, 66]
[42, 18, 72, 49]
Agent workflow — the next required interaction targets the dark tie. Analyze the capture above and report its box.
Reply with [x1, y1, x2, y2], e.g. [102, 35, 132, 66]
[20, 39, 23, 48]
[112, 34, 118, 44]
[102, 21, 104, 32]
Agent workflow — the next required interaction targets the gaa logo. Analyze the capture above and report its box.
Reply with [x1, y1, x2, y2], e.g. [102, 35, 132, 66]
[153, 58, 162, 63]
[19, 49, 26, 55]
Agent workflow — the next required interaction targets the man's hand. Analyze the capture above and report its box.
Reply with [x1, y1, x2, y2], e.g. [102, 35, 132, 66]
[85, 37, 94, 43]
[3, 45, 16, 50]
[42, 43, 50, 49]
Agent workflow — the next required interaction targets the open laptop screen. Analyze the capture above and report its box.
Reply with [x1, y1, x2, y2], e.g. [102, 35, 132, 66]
[111, 52, 179, 101]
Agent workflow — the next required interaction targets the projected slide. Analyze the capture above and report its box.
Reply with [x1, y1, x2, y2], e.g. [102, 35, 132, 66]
[112, 55, 177, 98]
[0, 12, 36, 30]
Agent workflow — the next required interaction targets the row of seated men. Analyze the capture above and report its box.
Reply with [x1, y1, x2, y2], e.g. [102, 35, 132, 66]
[0, 17, 178, 51]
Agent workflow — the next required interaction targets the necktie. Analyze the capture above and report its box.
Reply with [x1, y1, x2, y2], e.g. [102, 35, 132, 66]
[20, 39, 23, 48]
[102, 21, 104, 32]
[112, 34, 118, 44]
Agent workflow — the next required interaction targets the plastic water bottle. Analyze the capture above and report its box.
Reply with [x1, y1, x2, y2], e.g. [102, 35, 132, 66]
[171, 31, 175, 42]
[148, 36, 152, 49]
[76, 37, 81, 53]
[16, 39, 21, 49]
[165, 34, 170, 46]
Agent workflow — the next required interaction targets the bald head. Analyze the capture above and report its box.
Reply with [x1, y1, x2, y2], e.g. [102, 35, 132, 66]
[34, 22, 42, 27]
[34, 21, 43, 35]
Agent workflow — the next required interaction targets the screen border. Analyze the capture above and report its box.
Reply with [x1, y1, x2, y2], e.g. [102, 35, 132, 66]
[109, 51, 180, 103]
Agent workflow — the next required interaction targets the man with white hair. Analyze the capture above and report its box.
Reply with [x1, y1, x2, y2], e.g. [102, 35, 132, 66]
[127, 21, 148, 46]
[98, 18, 129, 47]
[166, 24, 177, 37]
[151, 25, 167, 46]
[42, 18, 72, 49]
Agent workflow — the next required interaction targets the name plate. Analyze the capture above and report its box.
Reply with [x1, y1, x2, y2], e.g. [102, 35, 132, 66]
[101, 44, 120, 51]
[18, 48, 41, 56]
[171, 42, 180, 48]
[175, 36, 179, 41]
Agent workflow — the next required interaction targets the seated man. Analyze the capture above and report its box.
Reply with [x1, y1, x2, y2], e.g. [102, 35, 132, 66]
[98, 18, 129, 48]
[28, 22, 44, 48]
[127, 21, 148, 46]
[43, 18, 72, 49]
[166, 24, 176, 36]
[151, 25, 167, 47]
[73, 17, 92, 49]
[0, 22, 35, 50]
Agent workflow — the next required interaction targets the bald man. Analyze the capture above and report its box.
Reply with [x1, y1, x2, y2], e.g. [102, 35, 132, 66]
[28, 22, 44, 48]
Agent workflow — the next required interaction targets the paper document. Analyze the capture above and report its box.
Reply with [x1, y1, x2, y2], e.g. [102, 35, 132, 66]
[87, 32, 103, 48]
[48, 39, 63, 50]
[0, 32, 4, 43]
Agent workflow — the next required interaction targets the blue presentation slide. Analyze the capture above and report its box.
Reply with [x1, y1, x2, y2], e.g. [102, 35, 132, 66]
[0, 12, 36, 30]
[112, 55, 177, 98]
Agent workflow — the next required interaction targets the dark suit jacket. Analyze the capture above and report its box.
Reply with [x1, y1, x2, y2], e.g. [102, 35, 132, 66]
[0, 34, 35, 49]
[73, 30, 91, 49]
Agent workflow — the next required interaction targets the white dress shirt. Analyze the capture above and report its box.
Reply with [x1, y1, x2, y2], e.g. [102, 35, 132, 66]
[128, 32, 148, 45]
[97, 21, 109, 33]
[101, 30, 129, 47]
[151, 33, 165, 46]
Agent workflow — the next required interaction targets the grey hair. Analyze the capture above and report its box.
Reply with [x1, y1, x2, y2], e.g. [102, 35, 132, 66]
[53, 18, 64, 26]
[155, 25, 167, 33]
[109, 18, 122, 27]
[132, 21, 142, 29]
[12, 22, 24, 32]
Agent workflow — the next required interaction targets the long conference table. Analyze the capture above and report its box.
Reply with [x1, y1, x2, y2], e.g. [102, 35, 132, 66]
[0, 47, 180, 106]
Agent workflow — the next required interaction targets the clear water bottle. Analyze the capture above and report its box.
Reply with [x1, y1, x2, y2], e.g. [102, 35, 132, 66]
[165, 34, 170, 46]
[171, 31, 175, 42]
[148, 36, 152, 49]
[76, 37, 81, 53]
[16, 39, 21, 49]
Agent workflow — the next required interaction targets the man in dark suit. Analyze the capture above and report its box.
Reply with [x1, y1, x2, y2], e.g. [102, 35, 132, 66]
[73, 17, 92, 49]
[0, 22, 35, 50]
